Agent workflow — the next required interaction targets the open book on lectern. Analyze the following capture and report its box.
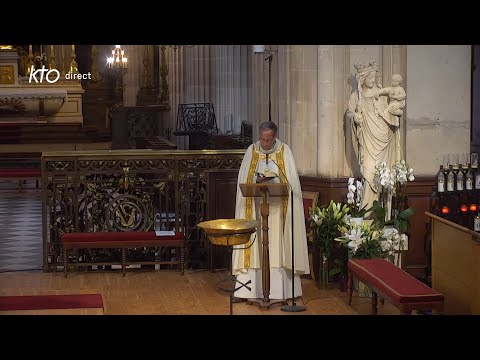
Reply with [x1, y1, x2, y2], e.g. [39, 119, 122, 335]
[254, 170, 278, 183]
[239, 183, 288, 198]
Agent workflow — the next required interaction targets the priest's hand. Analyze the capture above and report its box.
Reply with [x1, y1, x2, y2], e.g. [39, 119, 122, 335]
[256, 176, 270, 183]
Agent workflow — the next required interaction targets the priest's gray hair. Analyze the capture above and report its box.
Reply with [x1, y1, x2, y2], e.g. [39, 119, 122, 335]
[259, 121, 278, 135]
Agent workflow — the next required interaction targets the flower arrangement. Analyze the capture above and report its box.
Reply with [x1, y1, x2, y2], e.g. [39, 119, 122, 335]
[310, 200, 350, 288]
[336, 221, 384, 259]
[310, 200, 350, 259]
[381, 227, 408, 266]
[373, 159, 415, 232]
[374, 161, 395, 192]
[336, 220, 407, 262]
[346, 177, 369, 218]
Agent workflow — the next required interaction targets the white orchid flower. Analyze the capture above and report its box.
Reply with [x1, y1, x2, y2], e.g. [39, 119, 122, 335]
[356, 180, 362, 190]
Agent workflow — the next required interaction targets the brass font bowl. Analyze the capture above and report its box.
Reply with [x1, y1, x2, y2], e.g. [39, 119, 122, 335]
[197, 219, 260, 246]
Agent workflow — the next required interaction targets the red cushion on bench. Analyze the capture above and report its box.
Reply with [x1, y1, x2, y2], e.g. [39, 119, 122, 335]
[61, 231, 185, 243]
[61, 231, 186, 255]
[348, 259, 444, 304]
[0, 294, 103, 311]
[0, 169, 41, 177]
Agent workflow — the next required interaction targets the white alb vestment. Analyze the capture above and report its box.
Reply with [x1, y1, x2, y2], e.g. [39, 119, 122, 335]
[232, 139, 310, 300]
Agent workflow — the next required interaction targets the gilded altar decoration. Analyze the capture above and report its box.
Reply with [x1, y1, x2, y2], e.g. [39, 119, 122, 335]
[69, 45, 78, 74]
[0, 98, 26, 112]
[0, 88, 67, 118]
[48, 45, 57, 72]
[0, 65, 15, 84]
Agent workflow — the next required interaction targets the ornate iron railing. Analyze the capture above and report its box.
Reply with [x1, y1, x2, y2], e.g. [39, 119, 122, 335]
[174, 103, 218, 135]
[41, 150, 244, 272]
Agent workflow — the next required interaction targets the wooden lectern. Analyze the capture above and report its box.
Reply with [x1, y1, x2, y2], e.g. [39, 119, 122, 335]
[239, 182, 289, 308]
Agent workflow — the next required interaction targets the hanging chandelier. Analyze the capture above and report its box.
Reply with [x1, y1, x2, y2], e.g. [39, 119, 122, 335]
[107, 45, 128, 69]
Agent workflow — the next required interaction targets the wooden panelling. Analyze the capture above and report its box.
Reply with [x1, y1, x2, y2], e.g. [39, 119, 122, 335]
[473, 240, 480, 314]
[208, 171, 239, 220]
[300, 176, 349, 205]
[402, 177, 435, 278]
[428, 212, 480, 314]
[299, 175, 435, 279]
[82, 87, 119, 131]
[207, 171, 239, 269]
[110, 105, 168, 150]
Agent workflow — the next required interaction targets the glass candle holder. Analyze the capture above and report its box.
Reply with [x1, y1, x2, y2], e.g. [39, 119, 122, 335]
[443, 154, 450, 169]
[471, 152, 478, 168]
[452, 154, 459, 169]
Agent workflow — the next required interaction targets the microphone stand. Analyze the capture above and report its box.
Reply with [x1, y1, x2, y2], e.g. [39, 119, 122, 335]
[265, 54, 272, 122]
[270, 158, 306, 312]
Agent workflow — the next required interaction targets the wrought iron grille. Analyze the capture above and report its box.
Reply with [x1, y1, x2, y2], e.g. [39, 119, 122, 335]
[174, 103, 218, 135]
[42, 150, 244, 271]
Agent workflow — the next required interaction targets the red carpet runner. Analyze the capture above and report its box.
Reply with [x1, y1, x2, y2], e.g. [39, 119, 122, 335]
[0, 294, 103, 311]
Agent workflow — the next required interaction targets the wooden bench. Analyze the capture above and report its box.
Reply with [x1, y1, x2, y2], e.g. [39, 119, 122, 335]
[61, 231, 186, 277]
[347, 259, 444, 315]
[0, 168, 41, 190]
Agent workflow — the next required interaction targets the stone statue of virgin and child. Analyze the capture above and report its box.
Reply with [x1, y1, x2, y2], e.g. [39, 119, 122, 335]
[346, 60, 406, 218]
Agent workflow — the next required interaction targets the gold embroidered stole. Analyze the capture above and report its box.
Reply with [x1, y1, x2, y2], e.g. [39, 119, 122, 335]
[243, 147, 259, 269]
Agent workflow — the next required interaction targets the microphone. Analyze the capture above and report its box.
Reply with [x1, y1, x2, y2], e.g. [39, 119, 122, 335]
[269, 158, 292, 189]
[269, 158, 306, 312]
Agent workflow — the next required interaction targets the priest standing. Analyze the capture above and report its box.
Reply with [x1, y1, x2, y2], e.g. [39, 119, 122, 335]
[232, 121, 310, 301]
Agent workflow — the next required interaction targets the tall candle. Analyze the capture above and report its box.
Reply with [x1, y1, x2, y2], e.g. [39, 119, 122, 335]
[61, 45, 65, 75]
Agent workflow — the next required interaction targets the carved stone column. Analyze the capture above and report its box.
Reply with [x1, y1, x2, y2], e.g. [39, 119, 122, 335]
[250, 45, 276, 141]
[164, 46, 187, 149]
[278, 45, 321, 175]
[316, 45, 348, 177]
[184, 45, 213, 104]
[164, 45, 219, 149]
[213, 45, 251, 135]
